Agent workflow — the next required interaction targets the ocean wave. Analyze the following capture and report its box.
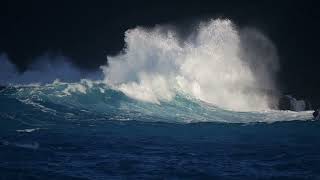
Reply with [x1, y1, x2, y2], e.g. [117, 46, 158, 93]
[0, 18, 312, 124]
[0, 80, 312, 124]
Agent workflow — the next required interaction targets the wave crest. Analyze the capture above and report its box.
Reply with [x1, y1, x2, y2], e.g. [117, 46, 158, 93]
[102, 19, 279, 111]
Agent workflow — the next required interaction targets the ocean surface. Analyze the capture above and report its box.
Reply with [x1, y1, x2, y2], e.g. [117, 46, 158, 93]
[0, 82, 319, 180]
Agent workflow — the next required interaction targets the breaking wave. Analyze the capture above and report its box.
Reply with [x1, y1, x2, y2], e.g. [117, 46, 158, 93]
[1, 18, 309, 125]
[102, 19, 279, 111]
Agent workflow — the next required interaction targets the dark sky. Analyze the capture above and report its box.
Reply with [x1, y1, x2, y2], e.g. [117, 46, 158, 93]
[0, 0, 319, 105]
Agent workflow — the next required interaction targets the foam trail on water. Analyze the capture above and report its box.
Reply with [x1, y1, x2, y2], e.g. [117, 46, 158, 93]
[102, 19, 279, 111]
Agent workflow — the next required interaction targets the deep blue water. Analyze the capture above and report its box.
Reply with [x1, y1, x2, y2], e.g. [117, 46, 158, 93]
[0, 84, 319, 179]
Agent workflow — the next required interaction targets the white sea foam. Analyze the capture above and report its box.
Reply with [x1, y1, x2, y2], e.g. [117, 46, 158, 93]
[16, 128, 40, 133]
[102, 19, 279, 111]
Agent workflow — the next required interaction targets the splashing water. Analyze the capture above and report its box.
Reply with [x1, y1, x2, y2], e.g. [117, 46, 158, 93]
[102, 19, 279, 111]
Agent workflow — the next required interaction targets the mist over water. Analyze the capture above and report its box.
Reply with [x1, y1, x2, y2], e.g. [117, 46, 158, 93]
[0, 53, 102, 85]
[102, 19, 279, 111]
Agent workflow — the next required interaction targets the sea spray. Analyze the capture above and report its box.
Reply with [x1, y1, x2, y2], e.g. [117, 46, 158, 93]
[102, 19, 279, 111]
[0, 53, 102, 85]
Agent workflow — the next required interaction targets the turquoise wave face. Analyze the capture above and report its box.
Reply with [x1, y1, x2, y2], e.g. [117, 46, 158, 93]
[0, 80, 312, 127]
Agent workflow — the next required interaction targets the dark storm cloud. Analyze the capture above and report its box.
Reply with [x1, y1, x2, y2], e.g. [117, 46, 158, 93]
[0, 0, 319, 106]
